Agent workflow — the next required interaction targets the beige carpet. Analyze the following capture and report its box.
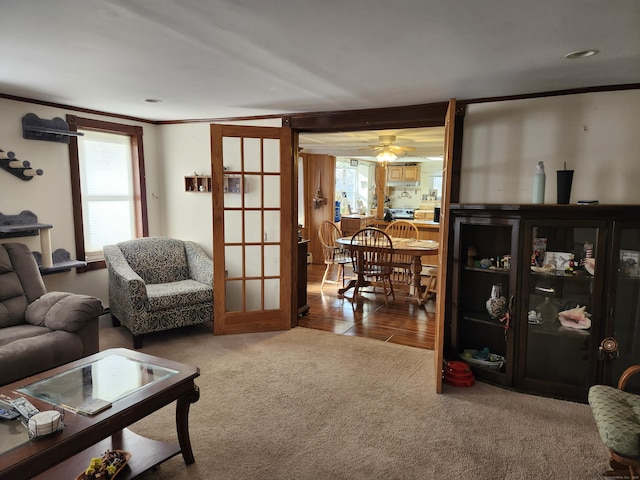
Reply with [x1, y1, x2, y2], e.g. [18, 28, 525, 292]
[99, 321, 610, 480]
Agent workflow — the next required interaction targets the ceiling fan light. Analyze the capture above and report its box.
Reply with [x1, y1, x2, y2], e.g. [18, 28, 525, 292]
[377, 149, 397, 162]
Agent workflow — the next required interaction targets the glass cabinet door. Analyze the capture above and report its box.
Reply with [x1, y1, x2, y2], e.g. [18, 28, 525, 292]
[451, 217, 519, 386]
[607, 221, 640, 394]
[518, 220, 606, 400]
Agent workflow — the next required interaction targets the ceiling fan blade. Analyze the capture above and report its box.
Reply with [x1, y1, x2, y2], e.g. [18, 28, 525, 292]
[358, 145, 384, 152]
[388, 145, 416, 154]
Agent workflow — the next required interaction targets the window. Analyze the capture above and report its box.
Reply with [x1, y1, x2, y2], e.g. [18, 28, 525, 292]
[68, 115, 148, 270]
[335, 162, 368, 215]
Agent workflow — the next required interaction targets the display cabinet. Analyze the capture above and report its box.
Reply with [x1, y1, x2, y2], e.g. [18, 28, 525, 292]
[448, 204, 640, 402]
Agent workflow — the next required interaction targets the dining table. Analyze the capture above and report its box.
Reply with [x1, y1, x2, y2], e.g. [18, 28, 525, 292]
[335, 236, 439, 304]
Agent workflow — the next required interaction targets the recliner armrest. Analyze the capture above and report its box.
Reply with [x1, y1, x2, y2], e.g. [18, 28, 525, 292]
[25, 291, 103, 332]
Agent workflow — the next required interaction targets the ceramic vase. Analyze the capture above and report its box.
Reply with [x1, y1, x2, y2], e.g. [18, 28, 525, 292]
[486, 284, 507, 320]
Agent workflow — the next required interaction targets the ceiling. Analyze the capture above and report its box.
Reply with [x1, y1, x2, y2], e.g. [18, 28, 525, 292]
[1, 0, 638, 126]
[299, 127, 446, 161]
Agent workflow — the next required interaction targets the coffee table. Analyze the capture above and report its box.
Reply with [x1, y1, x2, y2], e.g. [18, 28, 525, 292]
[0, 348, 200, 480]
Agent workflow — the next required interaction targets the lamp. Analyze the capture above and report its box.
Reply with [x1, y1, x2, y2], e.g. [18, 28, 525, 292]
[377, 147, 397, 162]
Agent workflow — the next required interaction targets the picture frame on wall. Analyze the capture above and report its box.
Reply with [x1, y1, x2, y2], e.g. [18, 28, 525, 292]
[350, 159, 358, 166]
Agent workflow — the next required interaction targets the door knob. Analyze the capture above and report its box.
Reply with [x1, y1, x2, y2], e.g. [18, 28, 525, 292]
[598, 337, 619, 360]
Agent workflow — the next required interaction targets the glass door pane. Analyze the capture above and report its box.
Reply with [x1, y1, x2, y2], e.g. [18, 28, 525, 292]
[610, 223, 640, 393]
[452, 217, 518, 386]
[520, 221, 604, 399]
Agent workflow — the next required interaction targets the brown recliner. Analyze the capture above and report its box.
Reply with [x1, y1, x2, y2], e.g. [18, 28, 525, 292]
[0, 243, 103, 386]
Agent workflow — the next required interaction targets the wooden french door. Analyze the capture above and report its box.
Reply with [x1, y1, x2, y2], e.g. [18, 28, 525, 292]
[210, 124, 295, 335]
[435, 99, 456, 393]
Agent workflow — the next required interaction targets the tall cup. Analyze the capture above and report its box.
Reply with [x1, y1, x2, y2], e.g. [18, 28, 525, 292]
[557, 170, 574, 204]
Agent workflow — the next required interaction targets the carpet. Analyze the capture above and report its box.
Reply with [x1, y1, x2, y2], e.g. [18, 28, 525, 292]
[99, 322, 610, 480]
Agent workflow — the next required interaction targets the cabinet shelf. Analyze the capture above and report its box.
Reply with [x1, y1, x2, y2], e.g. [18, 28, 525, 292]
[463, 266, 511, 275]
[461, 313, 506, 328]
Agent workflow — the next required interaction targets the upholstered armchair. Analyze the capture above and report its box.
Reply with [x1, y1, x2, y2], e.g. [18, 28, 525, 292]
[589, 365, 640, 477]
[103, 237, 213, 349]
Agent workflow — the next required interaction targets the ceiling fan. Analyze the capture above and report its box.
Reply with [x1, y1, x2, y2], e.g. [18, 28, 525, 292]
[359, 135, 416, 161]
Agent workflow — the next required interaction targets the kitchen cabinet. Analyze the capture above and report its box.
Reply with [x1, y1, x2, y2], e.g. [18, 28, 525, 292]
[448, 204, 640, 402]
[387, 165, 419, 183]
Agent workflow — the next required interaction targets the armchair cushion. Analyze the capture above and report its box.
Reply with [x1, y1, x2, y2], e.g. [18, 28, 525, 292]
[0, 325, 51, 348]
[147, 280, 212, 311]
[25, 291, 103, 332]
[589, 384, 640, 458]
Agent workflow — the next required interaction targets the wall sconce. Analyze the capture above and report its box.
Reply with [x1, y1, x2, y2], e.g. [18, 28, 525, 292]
[312, 171, 327, 209]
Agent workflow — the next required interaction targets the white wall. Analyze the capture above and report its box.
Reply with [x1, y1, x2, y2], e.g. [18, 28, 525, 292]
[158, 118, 282, 258]
[460, 90, 640, 204]
[0, 98, 161, 305]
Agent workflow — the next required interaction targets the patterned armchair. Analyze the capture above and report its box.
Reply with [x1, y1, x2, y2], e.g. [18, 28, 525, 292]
[104, 237, 213, 349]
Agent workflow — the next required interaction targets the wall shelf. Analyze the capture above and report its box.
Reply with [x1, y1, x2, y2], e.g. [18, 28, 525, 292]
[184, 174, 245, 193]
[185, 175, 211, 192]
[22, 113, 84, 144]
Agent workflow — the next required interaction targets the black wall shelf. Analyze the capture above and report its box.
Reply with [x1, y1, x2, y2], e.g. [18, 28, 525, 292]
[22, 113, 84, 144]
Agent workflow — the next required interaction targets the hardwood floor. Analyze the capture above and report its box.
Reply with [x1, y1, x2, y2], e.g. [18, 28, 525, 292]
[297, 263, 436, 350]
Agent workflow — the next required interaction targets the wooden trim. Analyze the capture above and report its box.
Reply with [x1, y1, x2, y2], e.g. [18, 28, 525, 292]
[289, 102, 451, 131]
[67, 115, 148, 271]
[3, 84, 638, 127]
[458, 82, 640, 106]
[2, 93, 154, 124]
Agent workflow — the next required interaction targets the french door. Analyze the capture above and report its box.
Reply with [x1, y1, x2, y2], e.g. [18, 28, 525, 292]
[210, 124, 295, 334]
[435, 99, 457, 393]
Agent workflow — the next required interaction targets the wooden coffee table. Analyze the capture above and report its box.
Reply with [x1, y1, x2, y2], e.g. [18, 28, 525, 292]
[0, 348, 200, 480]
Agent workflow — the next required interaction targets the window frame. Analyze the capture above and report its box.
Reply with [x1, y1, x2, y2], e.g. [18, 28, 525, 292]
[67, 115, 148, 272]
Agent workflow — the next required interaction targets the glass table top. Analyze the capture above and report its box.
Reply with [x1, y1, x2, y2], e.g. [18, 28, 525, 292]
[1, 354, 177, 456]
[17, 353, 178, 409]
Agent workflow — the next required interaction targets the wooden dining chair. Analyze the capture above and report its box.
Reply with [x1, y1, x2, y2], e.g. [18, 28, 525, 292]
[384, 220, 419, 286]
[317, 220, 353, 291]
[351, 227, 395, 306]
